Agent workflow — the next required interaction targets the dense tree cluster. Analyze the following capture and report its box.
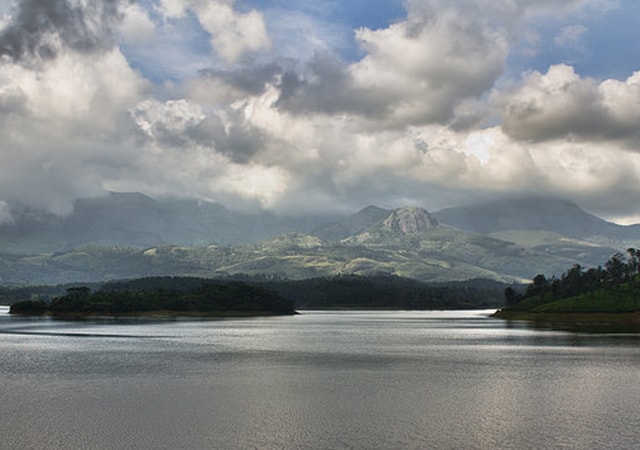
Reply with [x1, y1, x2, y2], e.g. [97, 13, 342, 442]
[266, 274, 506, 309]
[10, 281, 295, 316]
[507, 248, 640, 305]
[6, 274, 510, 314]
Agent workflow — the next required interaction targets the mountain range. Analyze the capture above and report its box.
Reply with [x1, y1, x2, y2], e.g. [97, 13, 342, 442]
[0, 192, 637, 285]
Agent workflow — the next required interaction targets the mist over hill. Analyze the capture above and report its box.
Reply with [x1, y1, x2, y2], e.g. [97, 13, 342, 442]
[0, 193, 636, 285]
[0, 192, 340, 254]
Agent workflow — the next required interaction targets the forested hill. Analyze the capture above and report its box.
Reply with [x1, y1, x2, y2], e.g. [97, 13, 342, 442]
[6, 275, 508, 314]
[496, 249, 640, 315]
[9, 280, 295, 317]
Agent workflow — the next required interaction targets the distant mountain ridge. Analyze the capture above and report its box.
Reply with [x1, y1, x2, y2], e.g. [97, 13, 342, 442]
[0, 193, 637, 285]
[0, 192, 340, 254]
[311, 205, 391, 241]
[434, 197, 638, 240]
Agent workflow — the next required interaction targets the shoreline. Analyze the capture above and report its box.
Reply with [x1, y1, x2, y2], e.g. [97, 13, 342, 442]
[10, 310, 297, 320]
[492, 309, 640, 324]
[492, 309, 640, 333]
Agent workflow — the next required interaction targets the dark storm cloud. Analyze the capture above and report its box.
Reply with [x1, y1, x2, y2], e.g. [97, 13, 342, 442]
[198, 63, 283, 97]
[194, 54, 391, 119]
[275, 52, 389, 117]
[0, 0, 124, 61]
[188, 115, 265, 164]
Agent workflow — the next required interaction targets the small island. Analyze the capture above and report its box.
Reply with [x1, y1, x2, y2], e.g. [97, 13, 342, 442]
[9, 279, 296, 317]
[494, 249, 640, 331]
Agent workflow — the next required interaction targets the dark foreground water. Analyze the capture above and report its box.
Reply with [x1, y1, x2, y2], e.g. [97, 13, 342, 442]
[1, 307, 639, 449]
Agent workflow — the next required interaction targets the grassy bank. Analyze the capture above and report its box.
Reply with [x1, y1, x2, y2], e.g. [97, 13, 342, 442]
[492, 309, 640, 333]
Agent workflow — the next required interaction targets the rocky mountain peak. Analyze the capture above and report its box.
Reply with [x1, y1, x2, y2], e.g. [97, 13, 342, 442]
[381, 206, 438, 234]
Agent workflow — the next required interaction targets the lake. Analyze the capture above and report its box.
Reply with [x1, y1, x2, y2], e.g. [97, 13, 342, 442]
[1, 306, 639, 449]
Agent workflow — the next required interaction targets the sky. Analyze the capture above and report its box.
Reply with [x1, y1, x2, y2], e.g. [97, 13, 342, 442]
[1, 0, 640, 224]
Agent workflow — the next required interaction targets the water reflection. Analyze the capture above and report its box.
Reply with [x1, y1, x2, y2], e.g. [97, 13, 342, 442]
[501, 315, 640, 335]
[0, 309, 639, 449]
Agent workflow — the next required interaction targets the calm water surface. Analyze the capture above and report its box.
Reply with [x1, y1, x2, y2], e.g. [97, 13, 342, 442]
[1, 306, 639, 449]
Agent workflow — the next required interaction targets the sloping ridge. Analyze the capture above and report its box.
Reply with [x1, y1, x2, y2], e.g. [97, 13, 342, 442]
[311, 205, 391, 241]
[434, 197, 630, 239]
[380, 206, 438, 234]
[0, 192, 340, 253]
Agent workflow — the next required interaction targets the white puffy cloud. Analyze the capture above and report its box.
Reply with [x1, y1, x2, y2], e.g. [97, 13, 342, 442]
[598, 71, 640, 138]
[349, 4, 508, 127]
[0, 48, 144, 123]
[156, 0, 270, 64]
[275, 3, 510, 129]
[120, 3, 156, 43]
[496, 64, 640, 142]
[195, 1, 270, 64]
[131, 99, 205, 139]
[90, 1, 640, 223]
[0, 1, 148, 216]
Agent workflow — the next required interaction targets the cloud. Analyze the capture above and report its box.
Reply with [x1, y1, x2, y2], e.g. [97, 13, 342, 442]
[495, 64, 640, 142]
[554, 24, 588, 47]
[156, 0, 270, 65]
[131, 98, 205, 140]
[186, 63, 282, 104]
[194, 2, 270, 64]
[0, 0, 122, 62]
[120, 3, 156, 43]
[1, 0, 640, 225]
[275, 3, 509, 129]
[0, 1, 147, 216]
[0, 200, 13, 224]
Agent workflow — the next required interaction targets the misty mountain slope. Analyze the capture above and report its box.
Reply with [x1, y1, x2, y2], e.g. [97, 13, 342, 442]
[0, 226, 544, 285]
[342, 207, 579, 281]
[311, 205, 391, 241]
[434, 197, 638, 241]
[488, 230, 620, 264]
[0, 192, 340, 254]
[0, 196, 635, 285]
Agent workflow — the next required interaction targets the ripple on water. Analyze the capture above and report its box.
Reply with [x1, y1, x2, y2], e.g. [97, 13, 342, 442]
[0, 311, 639, 449]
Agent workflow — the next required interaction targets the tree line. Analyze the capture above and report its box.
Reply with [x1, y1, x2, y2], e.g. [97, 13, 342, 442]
[9, 280, 295, 316]
[505, 248, 640, 305]
[6, 274, 509, 313]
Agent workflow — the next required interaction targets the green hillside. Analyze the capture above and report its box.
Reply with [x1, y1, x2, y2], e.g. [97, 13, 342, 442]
[0, 217, 607, 286]
[0, 204, 632, 286]
[495, 249, 640, 316]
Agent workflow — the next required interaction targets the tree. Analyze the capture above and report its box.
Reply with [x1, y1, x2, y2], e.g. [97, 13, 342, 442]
[525, 274, 549, 302]
[562, 264, 583, 298]
[504, 286, 520, 306]
[583, 266, 606, 300]
[9, 300, 49, 315]
[626, 248, 640, 289]
[66, 286, 91, 299]
[605, 252, 627, 298]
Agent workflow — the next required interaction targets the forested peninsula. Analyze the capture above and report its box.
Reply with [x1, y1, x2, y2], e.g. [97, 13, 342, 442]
[494, 249, 640, 327]
[9, 280, 296, 317]
[4, 274, 506, 316]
